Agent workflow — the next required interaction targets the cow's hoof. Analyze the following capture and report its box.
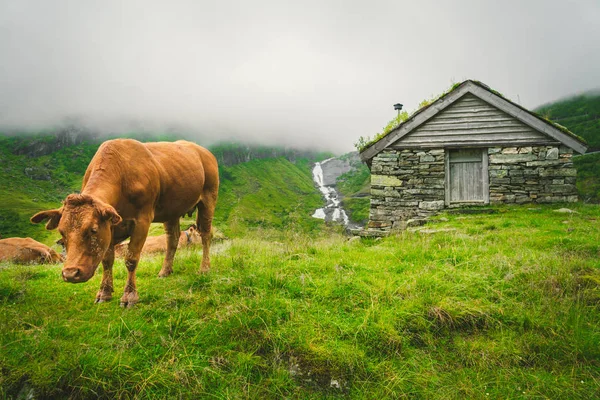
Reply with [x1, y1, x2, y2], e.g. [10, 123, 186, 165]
[120, 292, 139, 308]
[197, 268, 210, 274]
[158, 269, 173, 278]
[95, 294, 112, 303]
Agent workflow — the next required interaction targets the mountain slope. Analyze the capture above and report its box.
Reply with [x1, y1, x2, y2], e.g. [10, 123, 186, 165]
[335, 153, 371, 225]
[216, 158, 323, 235]
[535, 90, 600, 202]
[535, 90, 600, 150]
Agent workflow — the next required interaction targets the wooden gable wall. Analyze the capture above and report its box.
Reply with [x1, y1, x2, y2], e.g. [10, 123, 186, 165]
[391, 93, 558, 149]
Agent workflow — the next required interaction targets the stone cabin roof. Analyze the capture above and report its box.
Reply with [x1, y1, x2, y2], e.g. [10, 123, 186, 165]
[360, 80, 588, 163]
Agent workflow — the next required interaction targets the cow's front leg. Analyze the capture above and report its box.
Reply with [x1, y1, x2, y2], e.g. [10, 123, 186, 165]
[95, 246, 115, 303]
[158, 219, 180, 277]
[121, 218, 151, 308]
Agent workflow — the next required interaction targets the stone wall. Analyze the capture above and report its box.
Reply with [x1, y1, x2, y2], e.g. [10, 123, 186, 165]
[366, 145, 578, 235]
[368, 149, 445, 233]
[488, 145, 578, 204]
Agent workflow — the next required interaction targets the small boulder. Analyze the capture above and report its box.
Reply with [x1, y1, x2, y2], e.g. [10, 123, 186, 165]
[554, 208, 578, 214]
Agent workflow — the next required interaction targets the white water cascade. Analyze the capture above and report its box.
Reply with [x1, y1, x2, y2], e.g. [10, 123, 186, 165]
[311, 158, 350, 225]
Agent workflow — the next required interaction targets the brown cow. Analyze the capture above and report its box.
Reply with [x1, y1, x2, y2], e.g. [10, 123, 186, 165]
[114, 225, 203, 257]
[0, 237, 64, 264]
[31, 139, 219, 307]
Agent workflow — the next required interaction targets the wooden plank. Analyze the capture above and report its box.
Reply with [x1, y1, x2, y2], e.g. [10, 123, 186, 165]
[449, 149, 482, 162]
[482, 151, 489, 204]
[400, 133, 555, 145]
[410, 127, 542, 135]
[445, 150, 450, 206]
[415, 121, 535, 132]
[418, 120, 527, 130]
[442, 108, 499, 115]
[425, 116, 514, 125]
[391, 139, 561, 149]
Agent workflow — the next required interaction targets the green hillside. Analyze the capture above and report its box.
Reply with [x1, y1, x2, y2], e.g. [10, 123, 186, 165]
[535, 90, 600, 150]
[215, 157, 324, 236]
[0, 134, 328, 243]
[0, 135, 98, 242]
[535, 91, 600, 203]
[336, 154, 371, 225]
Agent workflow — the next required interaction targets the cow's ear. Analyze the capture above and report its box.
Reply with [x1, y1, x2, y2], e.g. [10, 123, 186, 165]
[101, 206, 122, 225]
[30, 209, 62, 230]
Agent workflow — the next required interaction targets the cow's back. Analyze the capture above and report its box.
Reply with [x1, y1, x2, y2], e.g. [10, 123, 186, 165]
[82, 139, 217, 222]
[145, 141, 218, 221]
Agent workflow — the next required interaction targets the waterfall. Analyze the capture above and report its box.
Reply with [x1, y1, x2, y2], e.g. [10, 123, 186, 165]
[311, 158, 350, 225]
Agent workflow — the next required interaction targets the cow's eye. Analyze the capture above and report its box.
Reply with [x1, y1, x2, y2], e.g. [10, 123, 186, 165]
[91, 227, 98, 234]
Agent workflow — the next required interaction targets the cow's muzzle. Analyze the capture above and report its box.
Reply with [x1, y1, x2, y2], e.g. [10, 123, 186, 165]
[62, 267, 91, 283]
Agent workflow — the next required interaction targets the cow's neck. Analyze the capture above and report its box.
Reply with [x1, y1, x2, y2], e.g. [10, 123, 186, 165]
[81, 172, 121, 207]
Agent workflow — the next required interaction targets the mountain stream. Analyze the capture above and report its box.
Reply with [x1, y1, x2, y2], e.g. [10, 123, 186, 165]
[311, 157, 360, 228]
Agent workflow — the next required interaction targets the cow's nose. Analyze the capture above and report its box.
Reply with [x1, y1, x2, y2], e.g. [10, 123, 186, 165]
[62, 268, 81, 282]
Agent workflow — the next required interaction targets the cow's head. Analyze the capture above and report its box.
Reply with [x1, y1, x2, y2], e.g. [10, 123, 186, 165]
[31, 194, 122, 283]
[184, 224, 203, 245]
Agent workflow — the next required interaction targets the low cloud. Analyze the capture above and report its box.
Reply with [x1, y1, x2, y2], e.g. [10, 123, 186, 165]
[1, 1, 599, 153]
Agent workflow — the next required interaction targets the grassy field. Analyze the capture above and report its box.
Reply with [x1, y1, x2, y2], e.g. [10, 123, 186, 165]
[1, 203, 599, 399]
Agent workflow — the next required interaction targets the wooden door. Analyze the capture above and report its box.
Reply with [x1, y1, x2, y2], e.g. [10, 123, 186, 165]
[446, 149, 488, 204]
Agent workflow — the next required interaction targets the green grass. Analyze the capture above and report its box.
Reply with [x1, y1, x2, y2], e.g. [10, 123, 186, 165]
[1, 204, 599, 398]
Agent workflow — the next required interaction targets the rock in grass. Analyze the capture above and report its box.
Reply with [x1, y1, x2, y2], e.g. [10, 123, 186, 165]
[554, 208, 578, 214]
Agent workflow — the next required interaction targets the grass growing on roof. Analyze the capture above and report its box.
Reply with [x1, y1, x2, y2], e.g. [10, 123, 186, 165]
[1, 204, 599, 398]
[355, 82, 461, 152]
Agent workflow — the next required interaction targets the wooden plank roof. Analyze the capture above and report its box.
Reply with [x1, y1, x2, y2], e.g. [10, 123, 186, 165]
[359, 80, 588, 162]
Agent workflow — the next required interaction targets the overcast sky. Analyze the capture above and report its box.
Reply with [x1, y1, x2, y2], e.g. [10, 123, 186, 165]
[1, 1, 599, 153]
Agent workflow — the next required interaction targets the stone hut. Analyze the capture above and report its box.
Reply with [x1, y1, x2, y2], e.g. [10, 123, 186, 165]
[359, 80, 588, 234]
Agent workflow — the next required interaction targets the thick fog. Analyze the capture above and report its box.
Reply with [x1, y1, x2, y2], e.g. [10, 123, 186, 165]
[1, 1, 599, 153]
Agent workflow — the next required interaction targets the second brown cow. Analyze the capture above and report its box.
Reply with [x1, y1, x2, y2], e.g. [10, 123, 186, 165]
[114, 225, 203, 258]
[0, 237, 64, 264]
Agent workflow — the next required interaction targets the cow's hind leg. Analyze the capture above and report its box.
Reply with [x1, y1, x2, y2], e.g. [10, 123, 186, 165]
[95, 246, 115, 303]
[197, 191, 217, 273]
[158, 219, 180, 278]
[121, 217, 151, 308]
